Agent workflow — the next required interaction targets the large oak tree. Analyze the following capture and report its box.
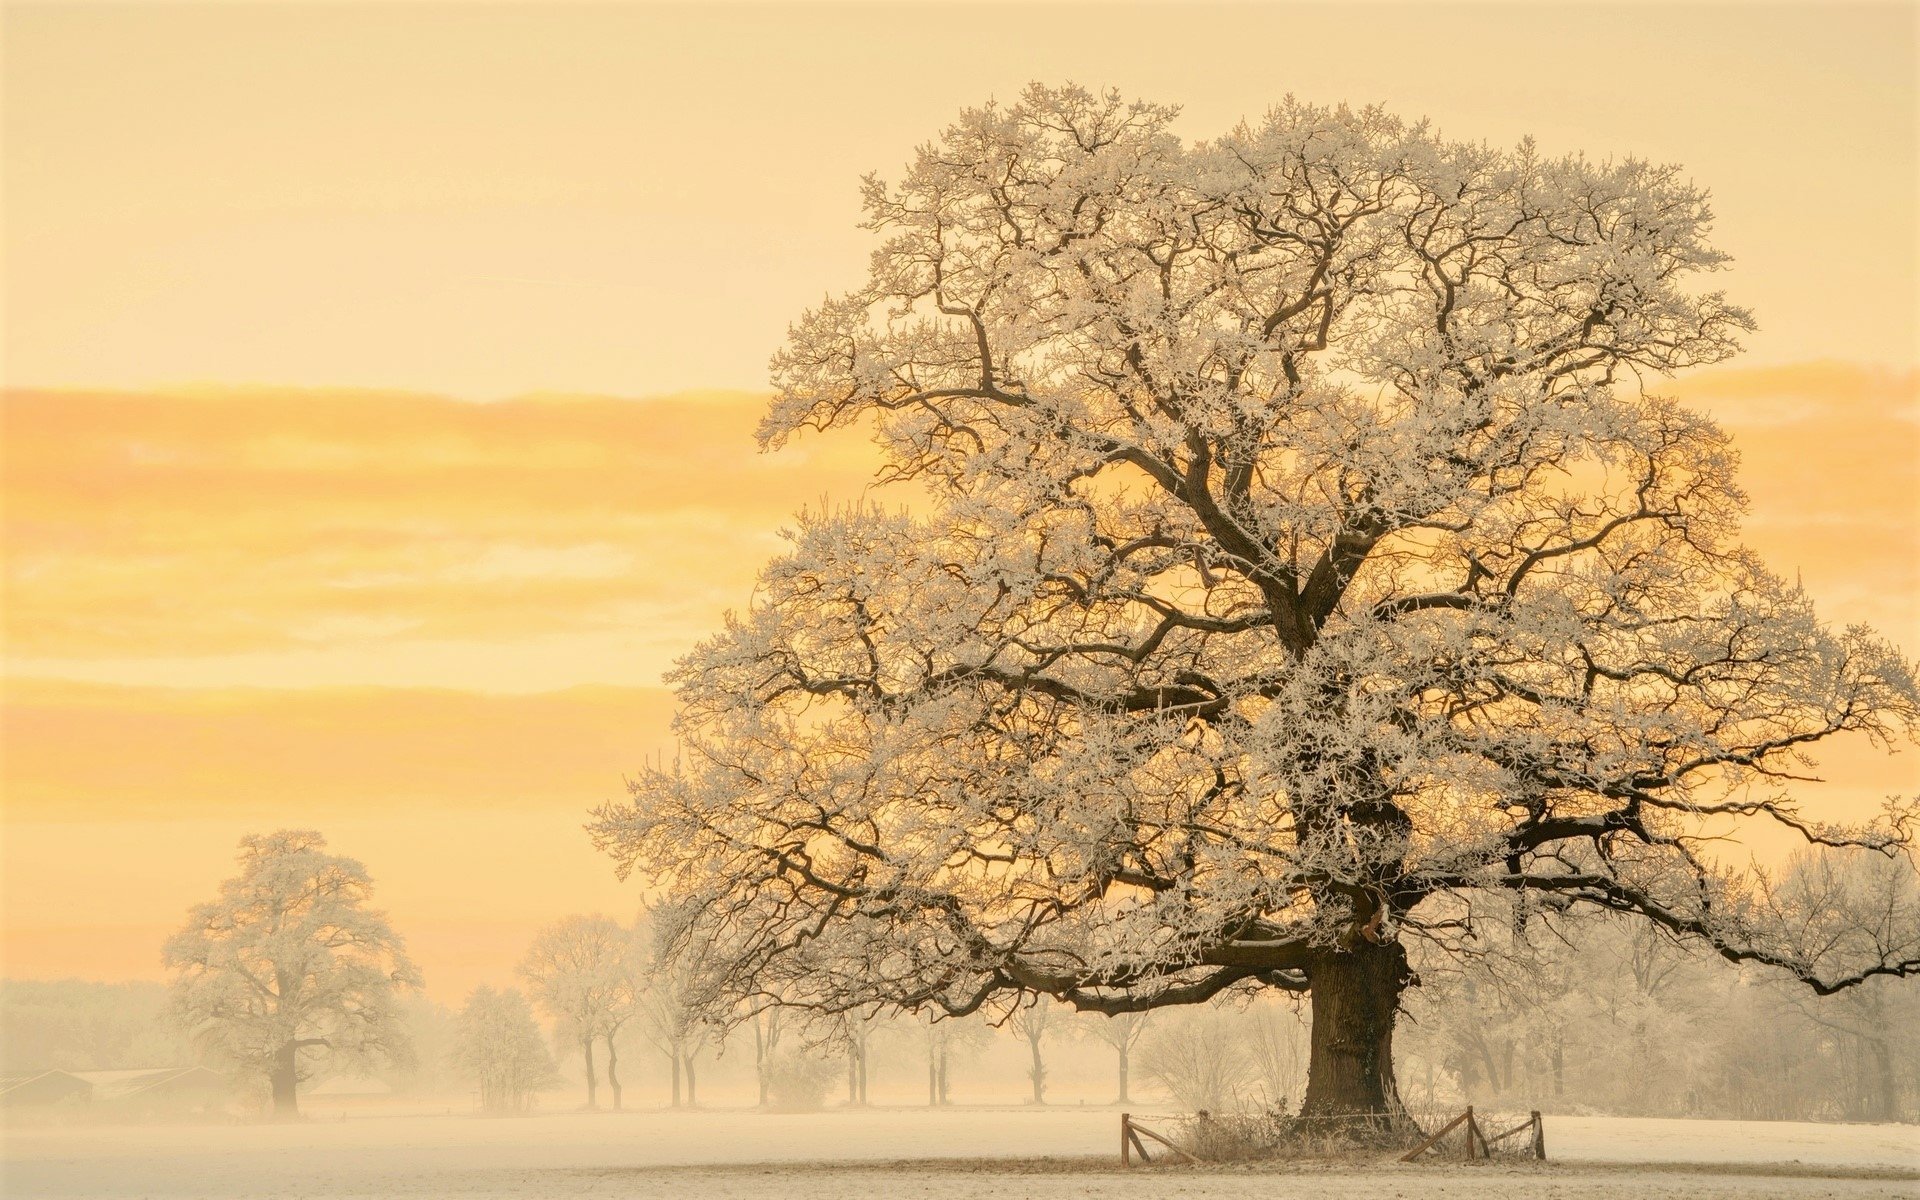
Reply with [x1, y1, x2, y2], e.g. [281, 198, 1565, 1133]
[591, 85, 1920, 1135]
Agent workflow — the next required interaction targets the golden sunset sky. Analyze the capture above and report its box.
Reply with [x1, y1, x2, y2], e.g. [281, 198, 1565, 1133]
[3, 2, 1916, 1002]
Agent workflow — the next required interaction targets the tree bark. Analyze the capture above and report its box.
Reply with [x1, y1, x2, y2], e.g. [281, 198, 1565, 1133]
[1298, 940, 1418, 1139]
[604, 1033, 622, 1110]
[581, 1034, 599, 1109]
[270, 1041, 300, 1118]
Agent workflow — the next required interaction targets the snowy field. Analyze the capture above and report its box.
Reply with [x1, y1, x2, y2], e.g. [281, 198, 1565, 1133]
[4, 1107, 1915, 1199]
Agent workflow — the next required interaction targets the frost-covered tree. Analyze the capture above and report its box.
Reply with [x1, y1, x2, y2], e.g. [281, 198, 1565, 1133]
[631, 901, 716, 1107]
[1007, 995, 1058, 1104]
[164, 830, 420, 1117]
[1081, 1009, 1151, 1103]
[518, 914, 635, 1109]
[831, 1009, 879, 1106]
[1138, 1005, 1258, 1114]
[452, 986, 561, 1114]
[750, 1006, 784, 1107]
[918, 1010, 989, 1105]
[591, 84, 1920, 1137]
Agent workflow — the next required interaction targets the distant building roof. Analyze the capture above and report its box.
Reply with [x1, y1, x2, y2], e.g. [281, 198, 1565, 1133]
[70, 1067, 227, 1103]
[0, 1069, 92, 1106]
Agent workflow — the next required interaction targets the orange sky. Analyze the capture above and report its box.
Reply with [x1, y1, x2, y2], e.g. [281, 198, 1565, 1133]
[2, 3, 1916, 1001]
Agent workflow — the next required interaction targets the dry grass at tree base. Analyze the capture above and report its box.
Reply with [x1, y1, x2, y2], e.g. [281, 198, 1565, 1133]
[1140, 1106, 1543, 1163]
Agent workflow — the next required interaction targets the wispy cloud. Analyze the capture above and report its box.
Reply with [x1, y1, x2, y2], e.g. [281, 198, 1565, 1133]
[1672, 363, 1918, 652]
[3, 387, 889, 686]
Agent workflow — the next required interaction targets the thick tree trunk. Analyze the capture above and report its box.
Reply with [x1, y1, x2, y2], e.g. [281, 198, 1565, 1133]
[1027, 1037, 1046, 1104]
[270, 1041, 300, 1118]
[604, 1034, 622, 1110]
[683, 1051, 698, 1107]
[1298, 940, 1417, 1140]
[581, 1034, 599, 1109]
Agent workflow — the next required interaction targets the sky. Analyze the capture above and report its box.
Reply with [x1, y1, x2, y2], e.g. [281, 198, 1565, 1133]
[3, 1, 1917, 1002]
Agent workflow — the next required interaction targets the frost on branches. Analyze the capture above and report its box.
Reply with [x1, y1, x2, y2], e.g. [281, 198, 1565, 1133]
[590, 85, 1920, 1137]
[165, 830, 421, 1117]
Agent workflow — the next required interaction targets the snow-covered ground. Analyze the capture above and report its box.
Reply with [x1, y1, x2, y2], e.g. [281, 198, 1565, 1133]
[4, 1106, 1914, 1199]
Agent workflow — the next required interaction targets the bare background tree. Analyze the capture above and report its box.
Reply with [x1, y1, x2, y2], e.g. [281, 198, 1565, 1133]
[1080, 1009, 1151, 1104]
[917, 1010, 991, 1106]
[631, 902, 715, 1108]
[451, 986, 561, 1114]
[517, 914, 633, 1110]
[1137, 1007, 1257, 1114]
[1007, 996, 1059, 1105]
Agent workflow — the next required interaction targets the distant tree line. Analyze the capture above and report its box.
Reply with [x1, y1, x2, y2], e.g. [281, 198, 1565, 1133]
[6, 834, 1908, 1124]
[0, 979, 193, 1073]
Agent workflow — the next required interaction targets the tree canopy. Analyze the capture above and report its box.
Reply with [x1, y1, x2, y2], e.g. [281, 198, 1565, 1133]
[591, 84, 1919, 1130]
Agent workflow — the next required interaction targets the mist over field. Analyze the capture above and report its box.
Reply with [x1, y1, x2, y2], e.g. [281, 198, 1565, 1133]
[6, 906, 1917, 1198]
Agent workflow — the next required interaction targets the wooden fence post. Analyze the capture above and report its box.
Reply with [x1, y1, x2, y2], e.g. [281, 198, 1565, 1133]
[1531, 1110, 1546, 1160]
[1121, 1113, 1131, 1167]
[1398, 1107, 1473, 1163]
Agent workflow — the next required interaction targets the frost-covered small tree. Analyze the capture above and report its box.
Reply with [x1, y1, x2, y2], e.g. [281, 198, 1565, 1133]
[918, 1010, 989, 1105]
[751, 1006, 784, 1107]
[1137, 1005, 1258, 1113]
[518, 914, 634, 1109]
[1081, 1009, 1151, 1103]
[451, 986, 561, 1114]
[1007, 995, 1058, 1104]
[1245, 993, 1311, 1111]
[830, 1009, 879, 1106]
[165, 830, 421, 1117]
[631, 901, 716, 1107]
[591, 84, 1920, 1138]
